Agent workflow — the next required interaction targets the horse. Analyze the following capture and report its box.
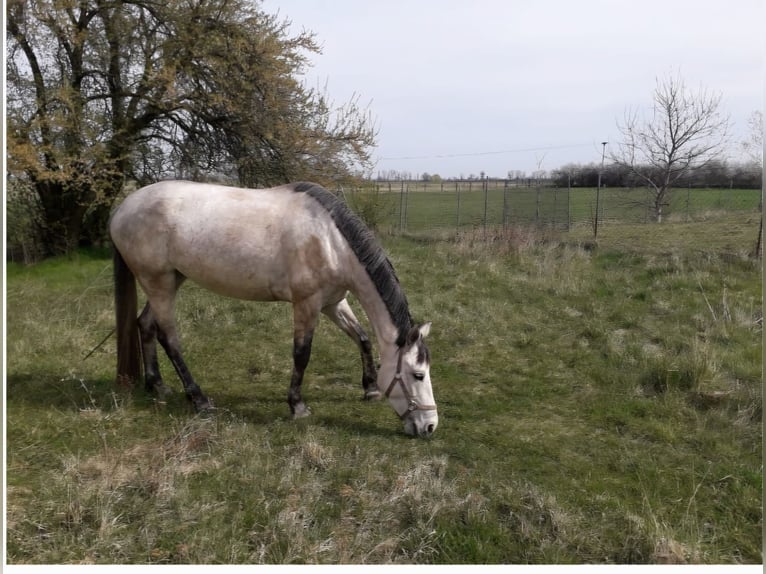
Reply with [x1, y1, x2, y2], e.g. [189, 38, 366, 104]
[109, 180, 438, 436]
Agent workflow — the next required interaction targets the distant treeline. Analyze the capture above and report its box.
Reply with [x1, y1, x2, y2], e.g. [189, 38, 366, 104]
[375, 160, 762, 190]
[549, 160, 762, 189]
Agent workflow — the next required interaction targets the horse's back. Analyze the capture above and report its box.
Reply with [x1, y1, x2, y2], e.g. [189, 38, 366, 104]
[110, 181, 351, 302]
[112, 180, 295, 232]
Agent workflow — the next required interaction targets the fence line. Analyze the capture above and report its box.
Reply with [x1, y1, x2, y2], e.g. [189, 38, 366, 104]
[341, 179, 761, 238]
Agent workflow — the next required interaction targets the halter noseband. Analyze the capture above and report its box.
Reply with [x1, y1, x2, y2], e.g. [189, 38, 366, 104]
[383, 346, 437, 420]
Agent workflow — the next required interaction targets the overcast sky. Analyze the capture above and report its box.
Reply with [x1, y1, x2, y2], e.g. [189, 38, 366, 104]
[263, 0, 763, 178]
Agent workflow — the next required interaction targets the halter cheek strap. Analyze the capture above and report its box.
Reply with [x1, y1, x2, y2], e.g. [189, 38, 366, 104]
[383, 347, 437, 420]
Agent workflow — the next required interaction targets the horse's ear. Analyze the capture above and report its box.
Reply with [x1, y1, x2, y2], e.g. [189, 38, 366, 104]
[406, 322, 432, 346]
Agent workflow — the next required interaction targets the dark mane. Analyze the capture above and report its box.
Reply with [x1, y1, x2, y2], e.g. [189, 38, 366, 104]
[291, 181, 412, 346]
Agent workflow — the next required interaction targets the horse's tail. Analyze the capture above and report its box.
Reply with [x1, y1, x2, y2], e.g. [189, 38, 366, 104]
[114, 248, 142, 386]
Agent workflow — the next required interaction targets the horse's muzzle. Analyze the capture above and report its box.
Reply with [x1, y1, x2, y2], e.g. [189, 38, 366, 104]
[404, 415, 438, 437]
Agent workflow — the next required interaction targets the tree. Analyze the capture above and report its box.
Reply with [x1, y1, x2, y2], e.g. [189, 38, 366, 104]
[551, 163, 600, 188]
[7, 0, 376, 255]
[611, 73, 729, 222]
[693, 159, 731, 188]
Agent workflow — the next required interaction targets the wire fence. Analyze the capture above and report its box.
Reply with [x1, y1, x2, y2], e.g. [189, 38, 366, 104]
[6, 177, 762, 263]
[342, 179, 762, 240]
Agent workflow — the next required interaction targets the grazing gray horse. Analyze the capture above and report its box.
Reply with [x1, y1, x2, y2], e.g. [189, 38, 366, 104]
[110, 180, 438, 436]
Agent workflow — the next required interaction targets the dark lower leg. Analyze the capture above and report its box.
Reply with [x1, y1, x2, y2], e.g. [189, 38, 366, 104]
[323, 301, 378, 399]
[156, 330, 211, 411]
[138, 304, 171, 396]
[358, 332, 380, 399]
[288, 331, 313, 417]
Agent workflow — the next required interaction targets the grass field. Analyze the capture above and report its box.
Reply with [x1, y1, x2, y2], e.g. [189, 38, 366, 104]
[345, 186, 761, 234]
[5, 217, 763, 564]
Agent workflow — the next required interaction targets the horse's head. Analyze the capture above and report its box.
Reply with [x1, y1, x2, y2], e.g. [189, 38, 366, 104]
[384, 322, 438, 437]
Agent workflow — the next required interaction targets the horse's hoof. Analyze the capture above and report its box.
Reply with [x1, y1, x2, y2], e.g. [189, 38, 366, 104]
[291, 403, 311, 418]
[364, 390, 382, 401]
[193, 397, 215, 413]
[154, 383, 174, 398]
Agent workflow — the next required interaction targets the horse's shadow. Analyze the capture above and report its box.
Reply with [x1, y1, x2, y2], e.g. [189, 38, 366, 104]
[5, 372, 398, 438]
[6, 372, 121, 412]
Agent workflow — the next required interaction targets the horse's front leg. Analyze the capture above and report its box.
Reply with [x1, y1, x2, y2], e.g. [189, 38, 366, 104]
[288, 297, 321, 418]
[288, 331, 314, 418]
[322, 298, 379, 399]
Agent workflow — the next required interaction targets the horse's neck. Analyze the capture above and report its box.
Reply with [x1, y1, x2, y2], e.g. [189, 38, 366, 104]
[348, 262, 402, 378]
[351, 273, 399, 346]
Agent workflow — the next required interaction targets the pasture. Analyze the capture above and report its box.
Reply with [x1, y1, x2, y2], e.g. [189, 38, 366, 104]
[346, 185, 761, 234]
[5, 216, 762, 564]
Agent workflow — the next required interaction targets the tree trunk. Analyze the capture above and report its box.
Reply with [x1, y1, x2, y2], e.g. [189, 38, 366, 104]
[654, 192, 664, 223]
[652, 183, 673, 223]
[34, 179, 91, 256]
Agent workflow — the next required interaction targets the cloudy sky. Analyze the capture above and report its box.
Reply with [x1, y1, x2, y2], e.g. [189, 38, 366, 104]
[263, 0, 763, 178]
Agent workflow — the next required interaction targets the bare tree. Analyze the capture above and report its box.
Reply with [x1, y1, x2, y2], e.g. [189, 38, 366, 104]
[612, 74, 730, 222]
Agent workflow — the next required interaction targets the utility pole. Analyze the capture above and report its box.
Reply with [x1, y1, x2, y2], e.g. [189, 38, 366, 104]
[594, 141, 608, 237]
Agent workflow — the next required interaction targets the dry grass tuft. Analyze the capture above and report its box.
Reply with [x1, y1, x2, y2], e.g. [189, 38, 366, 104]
[652, 537, 693, 564]
[454, 225, 562, 257]
[52, 414, 220, 546]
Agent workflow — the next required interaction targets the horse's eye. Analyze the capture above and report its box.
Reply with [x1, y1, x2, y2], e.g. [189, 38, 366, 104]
[413, 372, 425, 381]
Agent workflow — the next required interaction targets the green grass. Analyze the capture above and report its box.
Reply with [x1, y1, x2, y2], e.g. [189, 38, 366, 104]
[347, 186, 761, 234]
[5, 221, 762, 564]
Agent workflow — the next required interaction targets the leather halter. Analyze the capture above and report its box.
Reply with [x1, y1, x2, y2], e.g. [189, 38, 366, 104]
[384, 346, 437, 420]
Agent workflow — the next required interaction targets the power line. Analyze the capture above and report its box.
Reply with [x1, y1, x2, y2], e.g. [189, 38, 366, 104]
[378, 142, 595, 162]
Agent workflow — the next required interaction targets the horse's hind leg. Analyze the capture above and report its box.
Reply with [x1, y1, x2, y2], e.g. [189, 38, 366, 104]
[322, 298, 379, 399]
[140, 273, 212, 412]
[137, 302, 172, 398]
